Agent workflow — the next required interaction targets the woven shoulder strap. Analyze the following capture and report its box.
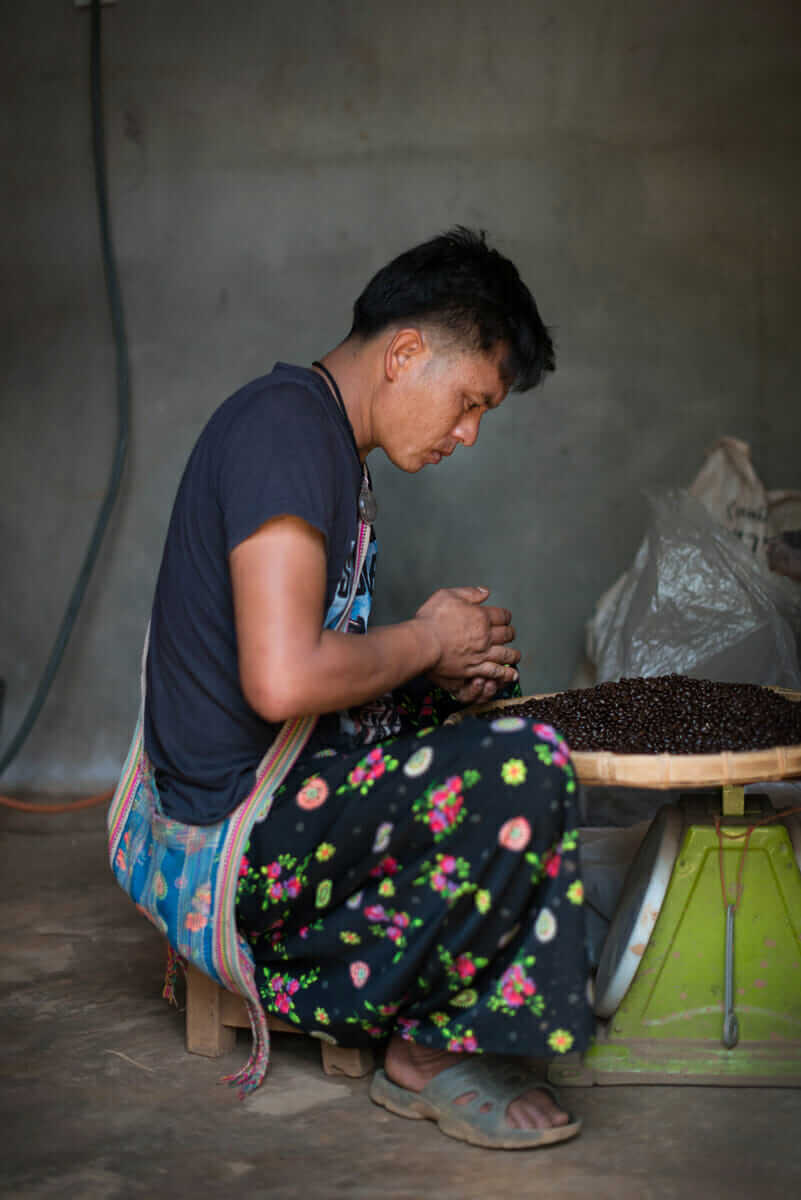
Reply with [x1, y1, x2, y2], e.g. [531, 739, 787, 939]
[107, 505, 373, 1095]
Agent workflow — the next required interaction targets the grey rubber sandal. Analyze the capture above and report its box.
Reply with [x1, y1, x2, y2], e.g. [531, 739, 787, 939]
[369, 1059, 582, 1150]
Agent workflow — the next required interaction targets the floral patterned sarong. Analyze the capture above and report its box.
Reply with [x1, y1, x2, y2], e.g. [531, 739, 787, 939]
[236, 692, 593, 1061]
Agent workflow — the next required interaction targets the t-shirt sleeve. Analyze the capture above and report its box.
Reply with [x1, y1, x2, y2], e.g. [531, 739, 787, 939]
[217, 382, 341, 555]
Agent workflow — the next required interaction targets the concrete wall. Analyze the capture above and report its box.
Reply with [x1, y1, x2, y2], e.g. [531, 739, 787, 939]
[2, 0, 800, 790]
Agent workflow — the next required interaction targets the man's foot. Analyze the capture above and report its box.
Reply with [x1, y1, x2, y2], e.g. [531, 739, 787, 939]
[384, 1035, 572, 1132]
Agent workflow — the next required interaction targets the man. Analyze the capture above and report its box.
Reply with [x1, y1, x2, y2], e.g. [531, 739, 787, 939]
[145, 228, 591, 1149]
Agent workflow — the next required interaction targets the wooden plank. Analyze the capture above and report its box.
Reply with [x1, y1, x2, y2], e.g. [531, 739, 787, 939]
[219, 986, 250, 1030]
[186, 964, 375, 1076]
[185, 964, 235, 1057]
[321, 1044, 374, 1078]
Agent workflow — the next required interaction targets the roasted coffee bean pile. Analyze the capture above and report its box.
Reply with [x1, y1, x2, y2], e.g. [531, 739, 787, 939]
[482, 675, 801, 754]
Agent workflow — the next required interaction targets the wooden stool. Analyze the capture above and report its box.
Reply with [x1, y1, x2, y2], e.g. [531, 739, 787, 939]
[184, 964, 374, 1078]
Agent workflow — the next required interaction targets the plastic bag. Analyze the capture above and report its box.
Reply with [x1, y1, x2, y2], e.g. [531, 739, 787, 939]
[585, 439, 801, 686]
[580, 822, 651, 966]
[589, 489, 801, 689]
[687, 435, 774, 562]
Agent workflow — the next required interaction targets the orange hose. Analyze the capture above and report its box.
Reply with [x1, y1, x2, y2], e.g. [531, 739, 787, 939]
[0, 789, 113, 813]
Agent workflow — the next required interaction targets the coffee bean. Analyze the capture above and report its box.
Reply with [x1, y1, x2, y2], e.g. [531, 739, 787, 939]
[482, 676, 801, 754]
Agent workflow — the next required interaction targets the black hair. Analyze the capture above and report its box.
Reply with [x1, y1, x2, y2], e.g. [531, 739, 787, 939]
[349, 227, 555, 391]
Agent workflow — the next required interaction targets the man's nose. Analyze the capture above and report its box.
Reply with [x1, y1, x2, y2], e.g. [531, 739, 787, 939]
[453, 412, 482, 447]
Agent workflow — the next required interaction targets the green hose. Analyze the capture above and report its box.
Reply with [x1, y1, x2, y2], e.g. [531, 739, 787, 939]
[0, 0, 130, 775]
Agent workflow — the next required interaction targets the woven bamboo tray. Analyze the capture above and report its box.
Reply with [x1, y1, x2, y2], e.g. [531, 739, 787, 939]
[449, 687, 801, 790]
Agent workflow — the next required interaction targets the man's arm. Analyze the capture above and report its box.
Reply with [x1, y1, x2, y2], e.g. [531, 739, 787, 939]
[230, 515, 519, 723]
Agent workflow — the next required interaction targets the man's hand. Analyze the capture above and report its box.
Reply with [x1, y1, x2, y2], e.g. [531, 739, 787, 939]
[231, 520, 520, 724]
[230, 520, 506, 723]
[415, 587, 521, 697]
[427, 674, 508, 705]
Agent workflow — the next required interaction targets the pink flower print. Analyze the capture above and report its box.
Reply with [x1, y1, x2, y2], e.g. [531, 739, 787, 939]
[392, 912, 410, 929]
[266, 862, 281, 879]
[184, 911, 207, 932]
[299, 925, 310, 939]
[462, 1035, 479, 1053]
[386, 925, 402, 942]
[444, 797, 463, 822]
[429, 811, 447, 834]
[238, 856, 250, 878]
[432, 872, 448, 892]
[552, 746, 570, 767]
[455, 955, 477, 980]
[439, 855, 457, 874]
[500, 963, 536, 1007]
[366, 1025, 384, 1038]
[296, 775, 329, 810]
[274, 992, 291, 1015]
[269, 882, 284, 901]
[285, 876, 302, 898]
[365, 904, 387, 921]
[498, 816, 532, 852]
[447, 1037, 463, 1052]
[431, 786, 450, 808]
[270, 974, 285, 992]
[533, 722, 558, 741]
[543, 851, 561, 878]
[366, 748, 386, 781]
[397, 1017, 419, 1041]
[502, 982, 525, 1007]
[445, 775, 463, 794]
[349, 765, 368, 786]
[349, 961, 370, 988]
[287, 979, 300, 995]
[371, 855, 399, 877]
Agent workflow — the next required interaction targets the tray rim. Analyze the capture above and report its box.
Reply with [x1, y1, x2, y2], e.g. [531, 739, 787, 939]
[450, 686, 801, 789]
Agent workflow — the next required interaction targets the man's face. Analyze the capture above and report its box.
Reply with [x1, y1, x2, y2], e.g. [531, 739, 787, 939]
[379, 338, 510, 473]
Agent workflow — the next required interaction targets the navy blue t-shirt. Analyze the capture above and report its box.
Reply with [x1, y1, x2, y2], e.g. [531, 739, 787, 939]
[144, 363, 362, 824]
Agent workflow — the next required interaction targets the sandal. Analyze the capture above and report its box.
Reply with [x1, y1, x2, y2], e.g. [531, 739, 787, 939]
[369, 1058, 582, 1150]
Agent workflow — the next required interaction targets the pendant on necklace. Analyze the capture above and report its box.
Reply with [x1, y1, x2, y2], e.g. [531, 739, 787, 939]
[359, 482, 378, 524]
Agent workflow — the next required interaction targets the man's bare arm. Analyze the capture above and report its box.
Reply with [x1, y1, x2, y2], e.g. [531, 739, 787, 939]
[230, 515, 519, 724]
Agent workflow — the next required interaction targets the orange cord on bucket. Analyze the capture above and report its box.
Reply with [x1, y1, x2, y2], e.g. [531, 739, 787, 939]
[0, 790, 113, 814]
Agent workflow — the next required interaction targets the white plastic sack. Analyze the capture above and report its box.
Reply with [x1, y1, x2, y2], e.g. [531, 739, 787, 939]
[687, 435, 774, 563]
[580, 821, 651, 966]
[586, 438, 801, 689]
[590, 489, 801, 689]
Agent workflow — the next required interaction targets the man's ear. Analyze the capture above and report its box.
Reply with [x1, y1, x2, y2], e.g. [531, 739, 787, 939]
[383, 327, 427, 382]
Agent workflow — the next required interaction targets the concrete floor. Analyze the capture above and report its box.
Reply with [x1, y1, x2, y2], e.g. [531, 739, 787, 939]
[1, 806, 800, 1200]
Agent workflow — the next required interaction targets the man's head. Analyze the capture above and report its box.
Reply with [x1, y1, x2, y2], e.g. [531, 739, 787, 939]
[349, 227, 555, 394]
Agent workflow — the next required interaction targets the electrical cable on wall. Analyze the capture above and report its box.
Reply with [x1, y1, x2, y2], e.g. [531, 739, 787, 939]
[0, 0, 129, 811]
